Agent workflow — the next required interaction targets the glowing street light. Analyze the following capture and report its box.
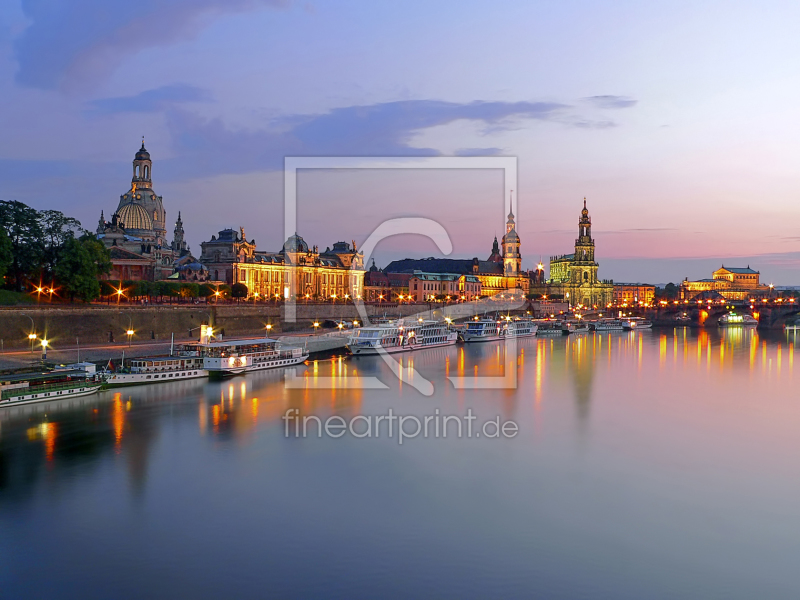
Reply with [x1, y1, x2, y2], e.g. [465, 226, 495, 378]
[41, 338, 49, 359]
[126, 328, 134, 346]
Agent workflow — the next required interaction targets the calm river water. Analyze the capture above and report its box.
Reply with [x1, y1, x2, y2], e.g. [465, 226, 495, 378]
[2, 327, 800, 599]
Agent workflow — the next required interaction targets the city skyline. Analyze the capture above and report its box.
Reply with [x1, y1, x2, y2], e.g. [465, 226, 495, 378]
[2, 1, 800, 284]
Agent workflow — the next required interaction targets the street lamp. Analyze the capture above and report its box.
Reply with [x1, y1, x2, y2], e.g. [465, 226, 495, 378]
[313, 321, 320, 333]
[21, 313, 36, 354]
[126, 328, 134, 347]
[115, 286, 125, 305]
[41, 338, 49, 360]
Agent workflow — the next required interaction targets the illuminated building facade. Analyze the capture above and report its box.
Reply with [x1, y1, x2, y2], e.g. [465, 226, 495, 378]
[408, 271, 482, 302]
[680, 266, 769, 301]
[613, 283, 656, 306]
[383, 201, 529, 297]
[200, 230, 364, 300]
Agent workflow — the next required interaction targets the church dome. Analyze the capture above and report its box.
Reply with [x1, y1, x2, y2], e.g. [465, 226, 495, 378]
[117, 201, 153, 231]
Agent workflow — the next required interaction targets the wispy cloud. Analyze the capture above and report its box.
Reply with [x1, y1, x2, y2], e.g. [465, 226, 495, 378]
[583, 95, 638, 109]
[87, 84, 211, 115]
[164, 99, 571, 176]
[454, 147, 504, 157]
[13, 0, 289, 90]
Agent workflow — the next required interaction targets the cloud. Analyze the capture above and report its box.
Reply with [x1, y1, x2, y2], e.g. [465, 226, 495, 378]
[13, 0, 289, 90]
[87, 84, 211, 115]
[164, 99, 570, 176]
[583, 95, 638, 109]
[453, 147, 504, 157]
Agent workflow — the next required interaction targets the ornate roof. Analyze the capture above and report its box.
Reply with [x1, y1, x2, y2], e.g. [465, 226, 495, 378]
[283, 233, 309, 253]
[135, 140, 150, 161]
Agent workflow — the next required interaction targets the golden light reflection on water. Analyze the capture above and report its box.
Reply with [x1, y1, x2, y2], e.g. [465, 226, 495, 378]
[10, 327, 799, 459]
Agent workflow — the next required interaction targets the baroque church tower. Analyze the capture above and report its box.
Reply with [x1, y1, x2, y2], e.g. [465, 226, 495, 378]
[502, 193, 521, 277]
[172, 211, 188, 256]
[572, 199, 598, 284]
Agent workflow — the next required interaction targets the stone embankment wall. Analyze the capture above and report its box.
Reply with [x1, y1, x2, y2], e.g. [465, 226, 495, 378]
[0, 304, 428, 348]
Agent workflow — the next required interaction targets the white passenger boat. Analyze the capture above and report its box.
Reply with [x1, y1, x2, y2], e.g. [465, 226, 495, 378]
[592, 319, 625, 331]
[1, 370, 102, 408]
[460, 318, 503, 343]
[563, 322, 590, 334]
[104, 349, 208, 387]
[201, 337, 308, 376]
[347, 322, 411, 355]
[506, 318, 538, 338]
[718, 312, 758, 327]
[621, 317, 653, 330]
[413, 320, 458, 349]
[347, 320, 456, 355]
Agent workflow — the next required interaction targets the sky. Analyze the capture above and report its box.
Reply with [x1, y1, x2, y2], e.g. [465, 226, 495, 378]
[1, 0, 800, 284]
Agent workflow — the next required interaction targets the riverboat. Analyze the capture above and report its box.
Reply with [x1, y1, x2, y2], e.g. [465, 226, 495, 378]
[592, 319, 625, 331]
[718, 312, 758, 327]
[621, 318, 653, 330]
[201, 337, 308, 376]
[535, 321, 566, 336]
[1, 370, 102, 408]
[104, 347, 208, 387]
[563, 322, 590, 334]
[460, 318, 504, 343]
[347, 320, 456, 355]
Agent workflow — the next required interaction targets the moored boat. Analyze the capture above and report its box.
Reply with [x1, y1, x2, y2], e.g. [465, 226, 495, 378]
[104, 351, 208, 387]
[718, 312, 758, 327]
[591, 319, 625, 331]
[202, 337, 308, 376]
[1, 369, 102, 408]
[535, 321, 566, 336]
[460, 318, 503, 343]
[621, 317, 653, 330]
[347, 321, 412, 355]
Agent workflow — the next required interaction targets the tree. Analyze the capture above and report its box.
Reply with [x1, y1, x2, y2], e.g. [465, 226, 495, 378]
[656, 282, 678, 300]
[40, 209, 82, 276]
[231, 282, 248, 302]
[0, 226, 12, 284]
[80, 234, 111, 278]
[0, 200, 44, 290]
[54, 237, 98, 302]
[180, 283, 199, 301]
[53, 235, 112, 303]
[199, 283, 216, 299]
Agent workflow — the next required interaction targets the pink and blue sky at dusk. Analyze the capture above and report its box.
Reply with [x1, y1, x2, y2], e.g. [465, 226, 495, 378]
[1, 0, 800, 283]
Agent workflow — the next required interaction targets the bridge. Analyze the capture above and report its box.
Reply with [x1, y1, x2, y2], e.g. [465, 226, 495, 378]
[619, 299, 800, 329]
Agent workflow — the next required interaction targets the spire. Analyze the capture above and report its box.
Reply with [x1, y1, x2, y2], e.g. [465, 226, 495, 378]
[584, 197, 586, 209]
[508, 190, 515, 219]
[141, 136, 146, 150]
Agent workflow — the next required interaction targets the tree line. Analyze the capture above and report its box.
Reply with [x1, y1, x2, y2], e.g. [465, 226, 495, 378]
[100, 280, 233, 302]
[0, 200, 111, 302]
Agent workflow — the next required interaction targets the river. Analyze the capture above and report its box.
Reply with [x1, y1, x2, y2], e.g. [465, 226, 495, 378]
[1, 327, 799, 599]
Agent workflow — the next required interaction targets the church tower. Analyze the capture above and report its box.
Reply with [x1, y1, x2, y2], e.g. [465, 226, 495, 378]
[571, 199, 598, 284]
[502, 194, 521, 277]
[172, 211, 188, 256]
[132, 139, 152, 190]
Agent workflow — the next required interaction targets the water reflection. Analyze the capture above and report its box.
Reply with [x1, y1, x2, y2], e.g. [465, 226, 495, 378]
[3, 328, 798, 503]
[3, 328, 800, 598]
